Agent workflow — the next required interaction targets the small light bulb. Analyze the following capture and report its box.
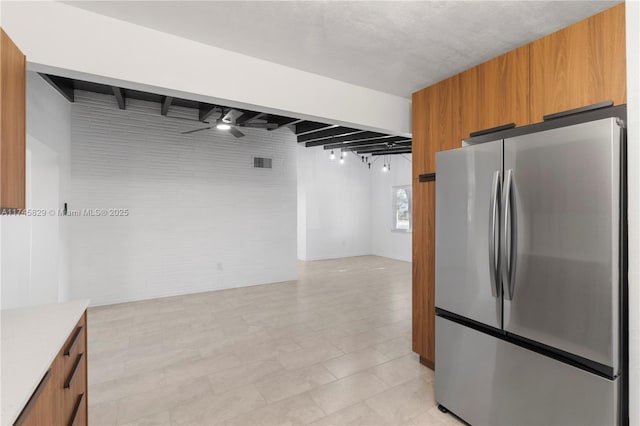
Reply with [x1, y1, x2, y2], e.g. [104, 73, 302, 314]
[382, 164, 388, 172]
[330, 150, 335, 160]
[216, 123, 231, 130]
[339, 157, 344, 164]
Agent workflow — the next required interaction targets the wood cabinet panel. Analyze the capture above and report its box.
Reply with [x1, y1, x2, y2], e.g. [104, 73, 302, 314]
[412, 178, 436, 369]
[461, 45, 530, 138]
[411, 89, 429, 179]
[530, 3, 626, 123]
[412, 75, 462, 177]
[0, 28, 26, 211]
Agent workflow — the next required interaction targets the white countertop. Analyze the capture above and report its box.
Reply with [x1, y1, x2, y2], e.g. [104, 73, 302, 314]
[1, 299, 89, 425]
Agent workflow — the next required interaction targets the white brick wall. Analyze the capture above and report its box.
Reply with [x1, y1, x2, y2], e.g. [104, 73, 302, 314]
[70, 91, 297, 306]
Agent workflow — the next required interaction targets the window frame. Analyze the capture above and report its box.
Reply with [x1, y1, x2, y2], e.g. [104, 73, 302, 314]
[391, 184, 412, 233]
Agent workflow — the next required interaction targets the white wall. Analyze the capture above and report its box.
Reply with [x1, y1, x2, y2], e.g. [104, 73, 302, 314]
[297, 146, 373, 261]
[0, 1, 410, 136]
[370, 155, 413, 262]
[1, 72, 72, 309]
[69, 91, 297, 306]
[625, 2, 639, 424]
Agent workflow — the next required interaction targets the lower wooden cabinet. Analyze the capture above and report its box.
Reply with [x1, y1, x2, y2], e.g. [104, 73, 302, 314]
[412, 178, 436, 369]
[15, 313, 87, 426]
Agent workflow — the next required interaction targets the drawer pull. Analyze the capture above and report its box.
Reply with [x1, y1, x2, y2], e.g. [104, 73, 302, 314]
[64, 353, 84, 389]
[64, 326, 83, 357]
[14, 369, 51, 426]
[67, 393, 85, 426]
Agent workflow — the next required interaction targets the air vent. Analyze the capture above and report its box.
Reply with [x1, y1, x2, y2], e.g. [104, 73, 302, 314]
[253, 157, 273, 169]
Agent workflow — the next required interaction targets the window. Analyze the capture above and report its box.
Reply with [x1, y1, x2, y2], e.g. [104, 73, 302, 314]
[392, 185, 412, 232]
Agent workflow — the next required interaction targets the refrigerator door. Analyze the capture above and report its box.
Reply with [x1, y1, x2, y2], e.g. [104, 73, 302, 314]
[436, 140, 502, 328]
[503, 117, 621, 371]
[435, 316, 619, 426]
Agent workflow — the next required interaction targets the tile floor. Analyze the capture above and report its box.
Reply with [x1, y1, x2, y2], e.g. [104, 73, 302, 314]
[87, 256, 462, 425]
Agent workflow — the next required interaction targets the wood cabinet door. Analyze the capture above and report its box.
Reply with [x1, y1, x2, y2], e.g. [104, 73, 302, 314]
[0, 28, 26, 211]
[530, 3, 626, 123]
[412, 75, 462, 177]
[412, 178, 436, 368]
[461, 45, 530, 138]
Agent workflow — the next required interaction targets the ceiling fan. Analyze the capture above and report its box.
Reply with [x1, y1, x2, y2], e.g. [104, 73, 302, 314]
[181, 108, 277, 138]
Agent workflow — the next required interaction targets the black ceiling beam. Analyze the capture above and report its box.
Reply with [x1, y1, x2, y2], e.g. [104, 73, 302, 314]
[269, 118, 304, 131]
[235, 111, 263, 124]
[161, 96, 173, 116]
[342, 141, 411, 152]
[112, 87, 126, 110]
[323, 135, 410, 150]
[295, 121, 334, 135]
[370, 148, 412, 156]
[356, 145, 411, 154]
[199, 105, 218, 122]
[39, 73, 74, 102]
[299, 126, 361, 143]
[316, 131, 386, 146]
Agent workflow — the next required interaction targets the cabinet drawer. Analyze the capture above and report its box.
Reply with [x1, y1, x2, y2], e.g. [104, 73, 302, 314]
[61, 315, 87, 426]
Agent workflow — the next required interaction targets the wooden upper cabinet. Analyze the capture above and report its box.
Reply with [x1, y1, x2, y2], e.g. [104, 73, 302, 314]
[460, 45, 530, 138]
[530, 3, 626, 123]
[412, 74, 462, 177]
[0, 28, 27, 211]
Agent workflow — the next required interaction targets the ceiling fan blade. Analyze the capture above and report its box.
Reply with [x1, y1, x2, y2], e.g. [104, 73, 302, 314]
[222, 109, 244, 124]
[228, 127, 245, 138]
[181, 126, 212, 135]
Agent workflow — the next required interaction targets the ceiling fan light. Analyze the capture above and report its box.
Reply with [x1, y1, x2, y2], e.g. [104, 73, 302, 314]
[216, 123, 231, 130]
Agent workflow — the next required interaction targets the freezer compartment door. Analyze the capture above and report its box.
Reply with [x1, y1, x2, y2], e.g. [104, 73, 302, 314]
[436, 140, 502, 329]
[435, 316, 619, 426]
[502, 117, 621, 371]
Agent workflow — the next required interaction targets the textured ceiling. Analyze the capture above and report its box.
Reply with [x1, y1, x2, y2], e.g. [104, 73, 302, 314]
[64, 1, 619, 98]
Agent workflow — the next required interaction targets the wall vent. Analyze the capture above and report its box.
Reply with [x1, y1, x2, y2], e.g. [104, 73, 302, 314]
[253, 157, 273, 169]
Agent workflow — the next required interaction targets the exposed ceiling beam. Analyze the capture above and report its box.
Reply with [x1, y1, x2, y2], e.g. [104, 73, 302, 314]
[299, 127, 361, 144]
[235, 111, 263, 124]
[161, 96, 173, 116]
[112, 87, 126, 110]
[370, 148, 412, 156]
[269, 118, 304, 131]
[39, 73, 74, 102]
[341, 141, 411, 152]
[316, 131, 386, 146]
[247, 112, 266, 122]
[322, 135, 410, 150]
[199, 105, 218, 122]
[295, 121, 334, 135]
[356, 145, 408, 154]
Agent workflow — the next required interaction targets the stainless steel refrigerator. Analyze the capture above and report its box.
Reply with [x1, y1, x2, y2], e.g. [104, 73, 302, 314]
[434, 106, 628, 426]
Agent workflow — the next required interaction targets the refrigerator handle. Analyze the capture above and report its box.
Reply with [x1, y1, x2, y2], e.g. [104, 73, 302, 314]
[501, 169, 516, 300]
[488, 170, 501, 298]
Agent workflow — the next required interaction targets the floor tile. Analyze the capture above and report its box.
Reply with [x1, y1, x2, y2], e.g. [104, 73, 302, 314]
[170, 384, 266, 425]
[309, 371, 389, 415]
[365, 376, 434, 424]
[368, 354, 428, 387]
[225, 393, 325, 426]
[322, 348, 390, 378]
[255, 364, 337, 403]
[308, 402, 388, 426]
